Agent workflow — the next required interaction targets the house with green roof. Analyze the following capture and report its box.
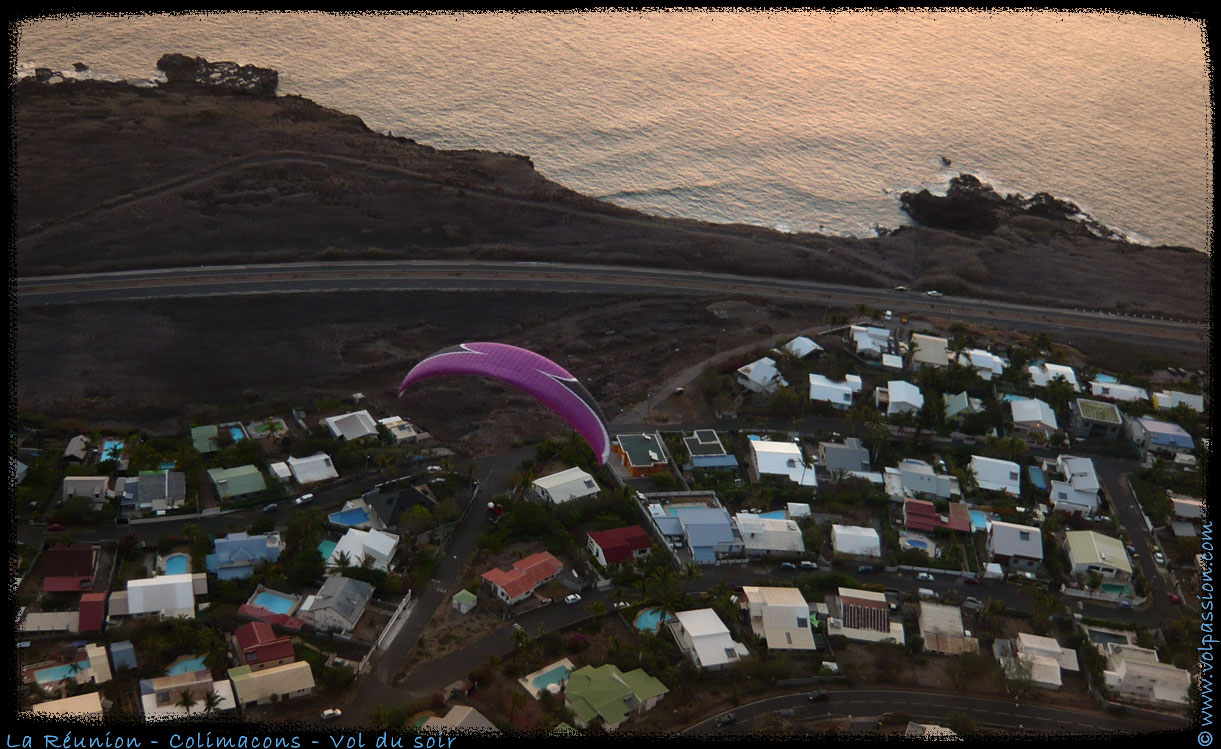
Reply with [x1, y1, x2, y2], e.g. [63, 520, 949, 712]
[191, 425, 220, 454]
[563, 664, 668, 733]
[452, 589, 477, 614]
[207, 465, 267, 500]
[1069, 398, 1124, 441]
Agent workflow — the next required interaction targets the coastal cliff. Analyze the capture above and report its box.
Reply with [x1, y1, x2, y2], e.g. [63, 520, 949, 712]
[14, 56, 1209, 320]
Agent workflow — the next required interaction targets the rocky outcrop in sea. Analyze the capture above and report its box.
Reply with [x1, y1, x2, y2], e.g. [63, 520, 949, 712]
[156, 53, 278, 96]
[900, 173, 1123, 240]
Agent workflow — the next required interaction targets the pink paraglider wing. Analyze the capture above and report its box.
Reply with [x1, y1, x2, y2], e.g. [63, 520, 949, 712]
[397, 342, 612, 464]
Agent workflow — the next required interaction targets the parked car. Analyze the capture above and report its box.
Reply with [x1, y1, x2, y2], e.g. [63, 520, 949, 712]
[263, 503, 278, 513]
[46, 523, 65, 532]
[884, 310, 893, 321]
[612, 601, 630, 610]
[800, 561, 818, 570]
[926, 290, 942, 297]
[714, 713, 738, 728]
[294, 493, 314, 506]
[916, 572, 934, 581]
[774, 708, 795, 718]
[1154, 551, 1166, 565]
[564, 594, 582, 605]
[321, 708, 342, 720]
[963, 576, 981, 585]
[1170, 593, 1181, 605]
[1118, 600, 1134, 610]
[780, 562, 797, 570]
[918, 588, 937, 600]
[808, 691, 830, 702]
[17, 641, 31, 649]
[894, 286, 908, 292]
[857, 564, 875, 573]
[425, 465, 443, 473]
[964, 597, 983, 609]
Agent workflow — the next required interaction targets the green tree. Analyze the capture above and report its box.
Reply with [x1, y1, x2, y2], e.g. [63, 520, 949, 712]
[176, 689, 198, 714]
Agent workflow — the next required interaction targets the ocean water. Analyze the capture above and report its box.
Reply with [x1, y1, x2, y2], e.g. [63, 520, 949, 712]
[15, 11, 1211, 251]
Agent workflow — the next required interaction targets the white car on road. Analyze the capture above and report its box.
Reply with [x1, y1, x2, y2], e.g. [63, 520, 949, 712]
[564, 594, 582, 605]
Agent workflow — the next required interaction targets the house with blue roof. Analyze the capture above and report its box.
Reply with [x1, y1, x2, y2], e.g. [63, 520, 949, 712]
[1126, 417, 1196, 460]
[206, 532, 285, 580]
[674, 507, 741, 564]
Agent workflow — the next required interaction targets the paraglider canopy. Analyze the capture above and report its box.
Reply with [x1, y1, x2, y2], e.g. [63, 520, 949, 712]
[398, 342, 612, 464]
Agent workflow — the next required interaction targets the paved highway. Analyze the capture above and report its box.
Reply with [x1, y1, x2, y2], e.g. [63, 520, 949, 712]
[16, 260, 1207, 344]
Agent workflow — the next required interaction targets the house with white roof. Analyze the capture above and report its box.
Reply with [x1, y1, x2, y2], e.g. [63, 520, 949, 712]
[781, 336, 823, 358]
[1066, 531, 1131, 580]
[809, 373, 862, 410]
[287, 452, 339, 485]
[818, 437, 871, 475]
[918, 602, 978, 655]
[748, 438, 816, 487]
[327, 528, 399, 572]
[119, 573, 207, 619]
[956, 349, 1008, 380]
[850, 325, 892, 358]
[1011, 398, 1058, 439]
[741, 587, 816, 650]
[827, 587, 905, 644]
[1171, 494, 1204, 520]
[26, 692, 105, 718]
[970, 455, 1021, 496]
[831, 524, 881, 558]
[787, 502, 811, 519]
[1089, 381, 1148, 403]
[1152, 390, 1205, 413]
[884, 459, 960, 500]
[875, 380, 924, 417]
[323, 410, 379, 442]
[736, 357, 788, 394]
[139, 670, 237, 718]
[228, 661, 316, 708]
[531, 467, 601, 505]
[986, 521, 1043, 572]
[1027, 362, 1081, 392]
[1005, 632, 1079, 690]
[1101, 643, 1191, 707]
[909, 333, 949, 368]
[1048, 455, 1100, 516]
[735, 514, 804, 556]
[667, 609, 749, 669]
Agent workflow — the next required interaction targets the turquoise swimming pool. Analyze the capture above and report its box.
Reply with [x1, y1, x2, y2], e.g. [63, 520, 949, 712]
[634, 607, 669, 633]
[970, 511, 988, 533]
[1101, 582, 1134, 597]
[1088, 629, 1129, 645]
[102, 440, 124, 459]
[665, 504, 707, 517]
[252, 590, 297, 614]
[1094, 374, 1119, 383]
[230, 427, 245, 442]
[759, 511, 787, 519]
[166, 656, 207, 676]
[532, 664, 571, 691]
[35, 660, 90, 684]
[164, 553, 190, 575]
[318, 540, 338, 561]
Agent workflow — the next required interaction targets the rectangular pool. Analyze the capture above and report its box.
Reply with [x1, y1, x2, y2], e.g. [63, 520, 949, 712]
[251, 591, 298, 615]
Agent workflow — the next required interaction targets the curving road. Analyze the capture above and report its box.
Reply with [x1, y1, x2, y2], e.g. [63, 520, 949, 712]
[16, 260, 1208, 346]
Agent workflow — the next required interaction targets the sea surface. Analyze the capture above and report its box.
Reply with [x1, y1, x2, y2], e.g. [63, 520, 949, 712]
[15, 11, 1212, 251]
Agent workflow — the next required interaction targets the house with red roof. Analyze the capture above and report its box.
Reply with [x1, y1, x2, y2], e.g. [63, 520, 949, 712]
[481, 551, 565, 606]
[77, 593, 107, 633]
[902, 498, 972, 534]
[587, 526, 653, 569]
[41, 544, 99, 593]
[235, 605, 305, 633]
[232, 621, 296, 672]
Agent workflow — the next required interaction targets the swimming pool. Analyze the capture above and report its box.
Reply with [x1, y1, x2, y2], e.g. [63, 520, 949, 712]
[634, 607, 668, 633]
[252, 590, 298, 615]
[970, 511, 989, 533]
[317, 540, 338, 561]
[35, 660, 90, 684]
[1094, 374, 1119, 383]
[166, 656, 207, 676]
[102, 440, 124, 459]
[759, 511, 787, 519]
[531, 664, 571, 691]
[906, 539, 929, 550]
[665, 504, 707, 517]
[230, 427, 245, 442]
[1087, 629, 1129, 645]
[1000, 394, 1030, 403]
[164, 553, 190, 575]
[329, 508, 371, 526]
[1101, 582, 1134, 597]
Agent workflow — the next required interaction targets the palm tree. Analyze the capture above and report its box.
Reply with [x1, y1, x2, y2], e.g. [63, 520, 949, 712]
[511, 627, 532, 653]
[265, 418, 284, 446]
[681, 561, 703, 580]
[176, 689, 198, 714]
[375, 454, 395, 476]
[328, 550, 354, 575]
[200, 690, 223, 714]
[586, 600, 607, 617]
